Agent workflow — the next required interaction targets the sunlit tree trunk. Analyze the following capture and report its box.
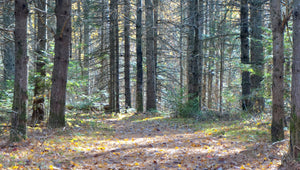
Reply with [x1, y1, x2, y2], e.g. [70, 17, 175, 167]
[48, 0, 71, 128]
[11, 0, 29, 141]
[136, 0, 143, 112]
[179, 0, 184, 98]
[31, 0, 47, 125]
[154, 0, 160, 108]
[270, 0, 284, 142]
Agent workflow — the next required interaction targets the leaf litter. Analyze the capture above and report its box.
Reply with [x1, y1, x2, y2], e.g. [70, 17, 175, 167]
[0, 112, 289, 169]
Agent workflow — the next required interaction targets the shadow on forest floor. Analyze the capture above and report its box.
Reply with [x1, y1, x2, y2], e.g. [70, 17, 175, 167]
[0, 111, 289, 169]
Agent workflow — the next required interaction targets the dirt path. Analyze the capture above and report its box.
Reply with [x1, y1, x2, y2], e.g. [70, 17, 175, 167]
[0, 113, 289, 169]
[70, 114, 288, 169]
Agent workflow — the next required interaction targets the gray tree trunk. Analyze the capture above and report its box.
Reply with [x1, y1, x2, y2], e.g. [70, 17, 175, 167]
[290, 0, 300, 161]
[136, 0, 143, 112]
[187, 0, 199, 106]
[207, 0, 215, 109]
[198, 0, 203, 109]
[250, 0, 264, 113]
[270, 0, 285, 142]
[124, 0, 131, 108]
[83, 0, 90, 95]
[146, 0, 156, 111]
[48, 0, 71, 128]
[11, 0, 29, 141]
[109, 0, 119, 113]
[31, 0, 47, 125]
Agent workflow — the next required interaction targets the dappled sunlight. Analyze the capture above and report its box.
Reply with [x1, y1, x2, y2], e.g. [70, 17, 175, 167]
[0, 113, 288, 169]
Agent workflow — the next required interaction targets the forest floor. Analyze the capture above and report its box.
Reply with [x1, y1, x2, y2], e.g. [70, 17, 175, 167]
[0, 111, 289, 169]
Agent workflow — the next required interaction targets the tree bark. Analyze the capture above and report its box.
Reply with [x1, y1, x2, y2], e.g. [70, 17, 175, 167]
[48, 0, 71, 128]
[83, 0, 90, 95]
[207, 0, 215, 109]
[11, 0, 29, 141]
[198, 0, 204, 109]
[290, 0, 300, 160]
[136, 0, 143, 112]
[270, 0, 285, 142]
[240, 0, 251, 111]
[109, 0, 119, 113]
[146, 0, 156, 111]
[187, 0, 199, 105]
[250, 0, 264, 113]
[124, 0, 131, 108]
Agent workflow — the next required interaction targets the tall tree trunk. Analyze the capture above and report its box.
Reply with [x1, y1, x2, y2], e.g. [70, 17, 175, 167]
[179, 0, 184, 97]
[219, 37, 225, 114]
[115, 2, 120, 113]
[198, 0, 203, 109]
[11, 0, 29, 141]
[83, 0, 90, 95]
[124, 0, 131, 108]
[146, 0, 156, 111]
[240, 0, 251, 111]
[109, 0, 119, 113]
[136, 0, 143, 112]
[2, 0, 15, 91]
[187, 0, 199, 105]
[31, 0, 47, 125]
[270, 0, 285, 142]
[48, 0, 71, 128]
[154, 0, 160, 108]
[290, 0, 300, 160]
[250, 0, 264, 113]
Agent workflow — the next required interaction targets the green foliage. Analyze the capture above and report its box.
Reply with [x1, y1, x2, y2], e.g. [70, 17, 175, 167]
[166, 88, 196, 118]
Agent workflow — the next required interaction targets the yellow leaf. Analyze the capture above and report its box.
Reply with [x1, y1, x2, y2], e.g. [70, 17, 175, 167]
[97, 147, 105, 150]
[49, 165, 54, 170]
[13, 166, 19, 169]
[67, 122, 72, 127]
[240, 165, 245, 169]
[0, 164, 2, 168]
